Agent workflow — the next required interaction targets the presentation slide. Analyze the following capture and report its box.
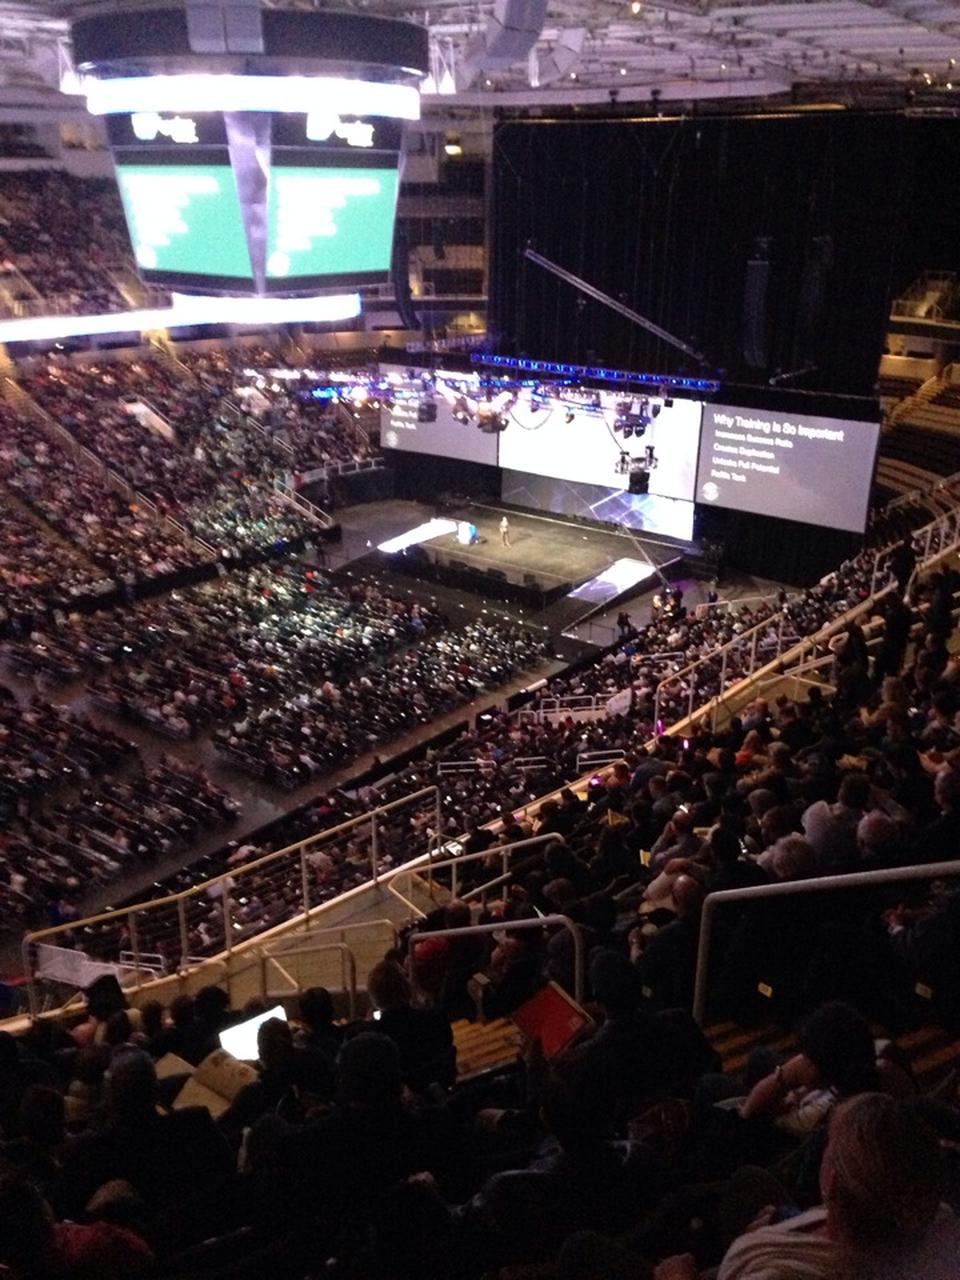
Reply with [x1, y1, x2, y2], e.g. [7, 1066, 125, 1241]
[379, 365, 500, 467]
[115, 162, 253, 284]
[498, 391, 702, 501]
[695, 405, 880, 533]
[266, 166, 400, 285]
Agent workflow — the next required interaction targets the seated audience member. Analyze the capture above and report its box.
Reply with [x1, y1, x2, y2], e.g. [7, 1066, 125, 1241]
[0, 1172, 154, 1280]
[367, 960, 456, 1091]
[713, 1093, 956, 1279]
[59, 1047, 232, 1221]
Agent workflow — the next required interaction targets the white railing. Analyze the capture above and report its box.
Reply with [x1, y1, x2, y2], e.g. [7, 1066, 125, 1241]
[576, 748, 625, 774]
[271, 477, 333, 529]
[385, 834, 566, 913]
[21, 786, 442, 1011]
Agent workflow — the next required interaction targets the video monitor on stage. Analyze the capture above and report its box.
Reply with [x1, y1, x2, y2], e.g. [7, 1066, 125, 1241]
[379, 364, 501, 467]
[498, 388, 702, 541]
[695, 405, 880, 533]
[498, 391, 702, 501]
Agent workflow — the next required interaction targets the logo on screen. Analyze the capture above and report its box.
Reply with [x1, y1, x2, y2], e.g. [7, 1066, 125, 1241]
[131, 113, 199, 145]
[305, 113, 375, 148]
[701, 481, 720, 502]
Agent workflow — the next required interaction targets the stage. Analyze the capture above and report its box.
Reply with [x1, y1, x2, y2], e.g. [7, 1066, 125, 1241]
[328, 499, 686, 623]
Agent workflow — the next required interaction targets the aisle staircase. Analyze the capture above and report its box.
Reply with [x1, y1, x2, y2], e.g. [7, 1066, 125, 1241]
[888, 373, 942, 427]
[451, 1015, 960, 1091]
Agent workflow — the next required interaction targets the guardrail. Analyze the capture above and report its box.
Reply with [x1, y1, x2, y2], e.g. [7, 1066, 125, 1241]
[20, 785, 441, 1012]
[385, 833, 566, 911]
[271, 477, 333, 529]
[692, 859, 960, 1025]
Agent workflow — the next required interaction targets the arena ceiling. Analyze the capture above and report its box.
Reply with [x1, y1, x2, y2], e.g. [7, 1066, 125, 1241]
[4, 0, 960, 113]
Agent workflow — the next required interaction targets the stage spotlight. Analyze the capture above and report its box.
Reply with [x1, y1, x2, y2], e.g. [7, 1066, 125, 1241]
[565, 409, 575, 424]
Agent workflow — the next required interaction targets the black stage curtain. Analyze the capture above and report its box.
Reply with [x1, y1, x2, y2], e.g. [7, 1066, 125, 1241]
[491, 111, 947, 398]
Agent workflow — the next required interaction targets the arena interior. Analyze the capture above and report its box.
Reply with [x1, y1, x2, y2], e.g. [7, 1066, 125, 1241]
[0, 1, 960, 1276]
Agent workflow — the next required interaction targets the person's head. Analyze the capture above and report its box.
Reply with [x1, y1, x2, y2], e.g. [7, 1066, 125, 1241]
[671, 874, 704, 918]
[746, 788, 777, 820]
[84, 973, 126, 1024]
[671, 806, 693, 833]
[543, 878, 578, 912]
[103, 1010, 133, 1048]
[139, 1000, 164, 1040]
[193, 984, 230, 1026]
[104, 1047, 157, 1122]
[169, 993, 195, 1029]
[881, 676, 908, 706]
[257, 1017, 294, 1072]
[757, 834, 813, 880]
[838, 773, 871, 812]
[299, 986, 334, 1034]
[768, 741, 792, 768]
[338, 1032, 402, 1109]
[444, 900, 471, 930]
[856, 811, 904, 865]
[759, 804, 797, 847]
[367, 959, 412, 1013]
[821, 1094, 941, 1260]
[707, 825, 743, 868]
[799, 1001, 877, 1096]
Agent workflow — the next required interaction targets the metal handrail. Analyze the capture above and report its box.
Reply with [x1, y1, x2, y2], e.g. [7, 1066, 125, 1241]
[21, 785, 441, 1012]
[409, 914, 586, 1005]
[385, 832, 566, 912]
[263, 941, 358, 1018]
[692, 859, 960, 1025]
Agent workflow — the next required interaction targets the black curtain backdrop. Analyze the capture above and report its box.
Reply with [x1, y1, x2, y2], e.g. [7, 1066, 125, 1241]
[490, 111, 958, 397]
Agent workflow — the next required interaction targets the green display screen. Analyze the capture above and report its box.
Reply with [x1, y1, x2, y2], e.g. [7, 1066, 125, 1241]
[265, 166, 400, 281]
[115, 162, 254, 281]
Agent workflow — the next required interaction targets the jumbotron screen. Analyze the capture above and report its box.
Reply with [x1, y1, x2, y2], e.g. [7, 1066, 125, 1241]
[695, 404, 880, 533]
[116, 162, 254, 287]
[107, 110, 403, 293]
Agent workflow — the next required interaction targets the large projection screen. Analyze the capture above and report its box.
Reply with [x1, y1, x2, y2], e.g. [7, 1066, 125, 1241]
[498, 392, 702, 500]
[696, 405, 880, 533]
[379, 365, 500, 467]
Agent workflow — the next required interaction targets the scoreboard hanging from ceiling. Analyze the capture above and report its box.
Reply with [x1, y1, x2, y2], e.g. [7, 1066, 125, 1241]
[72, 5, 427, 297]
[106, 110, 404, 293]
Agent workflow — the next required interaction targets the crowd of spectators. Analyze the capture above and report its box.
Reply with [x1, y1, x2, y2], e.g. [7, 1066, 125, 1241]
[178, 348, 378, 475]
[0, 172, 132, 314]
[32, 518, 954, 975]
[22, 357, 315, 552]
[0, 695, 240, 932]
[1, 790, 958, 1280]
[0, 405, 197, 615]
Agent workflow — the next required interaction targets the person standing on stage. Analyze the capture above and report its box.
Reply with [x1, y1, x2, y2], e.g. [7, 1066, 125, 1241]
[500, 515, 511, 548]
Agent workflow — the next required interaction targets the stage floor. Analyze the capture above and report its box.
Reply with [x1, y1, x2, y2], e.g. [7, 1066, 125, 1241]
[331, 499, 682, 591]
